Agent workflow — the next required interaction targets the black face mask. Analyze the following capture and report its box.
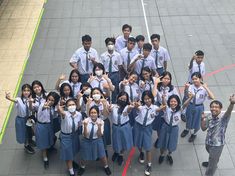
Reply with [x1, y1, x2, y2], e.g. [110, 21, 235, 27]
[117, 100, 127, 107]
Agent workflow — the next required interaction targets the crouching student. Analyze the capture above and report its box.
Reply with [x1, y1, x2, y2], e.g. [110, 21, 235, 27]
[35, 92, 60, 169]
[109, 91, 134, 165]
[133, 90, 164, 176]
[157, 94, 193, 165]
[58, 99, 82, 176]
[5, 84, 35, 154]
[78, 106, 112, 175]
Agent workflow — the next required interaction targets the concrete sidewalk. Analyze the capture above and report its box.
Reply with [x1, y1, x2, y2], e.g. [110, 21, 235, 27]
[0, 0, 235, 175]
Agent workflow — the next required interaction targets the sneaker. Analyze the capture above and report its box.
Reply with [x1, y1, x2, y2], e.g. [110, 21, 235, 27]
[72, 161, 79, 170]
[29, 139, 36, 147]
[138, 152, 145, 164]
[112, 152, 118, 162]
[144, 165, 152, 176]
[158, 155, 164, 164]
[24, 145, 35, 154]
[167, 155, 173, 165]
[180, 130, 189, 138]
[188, 134, 197, 142]
[181, 114, 186, 122]
[117, 155, 124, 166]
[44, 160, 49, 169]
[104, 166, 112, 175]
[77, 167, 85, 175]
[202, 161, 209, 167]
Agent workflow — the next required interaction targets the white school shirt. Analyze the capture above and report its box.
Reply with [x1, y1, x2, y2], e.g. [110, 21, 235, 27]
[100, 51, 122, 73]
[33, 95, 46, 112]
[134, 46, 143, 54]
[82, 117, 104, 139]
[139, 77, 156, 94]
[61, 111, 82, 133]
[110, 105, 129, 125]
[156, 86, 179, 105]
[119, 82, 140, 102]
[70, 47, 100, 75]
[37, 103, 55, 123]
[150, 46, 170, 68]
[15, 97, 29, 117]
[115, 35, 128, 53]
[131, 54, 157, 75]
[88, 76, 111, 92]
[135, 105, 159, 126]
[89, 101, 109, 120]
[188, 84, 209, 105]
[59, 80, 82, 98]
[188, 61, 206, 82]
[120, 47, 139, 70]
[163, 107, 181, 126]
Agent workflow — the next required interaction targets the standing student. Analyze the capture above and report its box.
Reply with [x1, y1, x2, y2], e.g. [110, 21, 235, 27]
[58, 99, 82, 176]
[135, 35, 145, 54]
[35, 92, 60, 169]
[115, 24, 132, 53]
[88, 63, 115, 98]
[78, 106, 112, 175]
[150, 34, 170, 76]
[133, 91, 164, 176]
[157, 94, 193, 165]
[181, 72, 214, 142]
[5, 84, 35, 154]
[86, 88, 111, 156]
[129, 43, 156, 76]
[100, 37, 122, 103]
[201, 95, 235, 176]
[108, 92, 134, 165]
[119, 37, 138, 80]
[69, 35, 100, 83]
[119, 72, 140, 126]
[55, 69, 82, 99]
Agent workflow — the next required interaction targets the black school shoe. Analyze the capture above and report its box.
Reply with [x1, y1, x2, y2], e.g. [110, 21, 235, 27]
[24, 145, 35, 154]
[112, 152, 119, 162]
[72, 161, 79, 170]
[188, 134, 197, 142]
[77, 167, 85, 175]
[144, 165, 152, 176]
[180, 130, 189, 138]
[158, 155, 165, 164]
[117, 155, 124, 166]
[104, 166, 112, 175]
[44, 160, 49, 169]
[202, 161, 209, 167]
[167, 155, 173, 165]
[138, 152, 145, 164]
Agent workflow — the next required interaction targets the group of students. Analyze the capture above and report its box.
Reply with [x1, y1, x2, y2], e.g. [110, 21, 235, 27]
[5, 24, 231, 176]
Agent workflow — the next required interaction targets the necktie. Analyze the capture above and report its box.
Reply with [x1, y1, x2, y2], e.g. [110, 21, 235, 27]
[117, 112, 121, 126]
[89, 123, 95, 139]
[155, 50, 158, 68]
[139, 48, 141, 54]
[129, 84, 133, 102]
[143, 108, 150, 126]
[98, 79, 102, 89]
[72, 116, 75, 134]
[85, 52, 89, 72]
[25, 99, 29, 117]
[108, 55, 113, 73]
[168, 112, 174, 133]
[49, 107, 54, 126]
[193, 89, 200, 105]
[72, 84, 75, 98]
[198, 64, 201, 74]
[142, 59, 145, 70]
[148, 82, 152, 92]
[124, 40, 127, 47]
[37, 97, 42, 106]
[127, 51, 131, 67]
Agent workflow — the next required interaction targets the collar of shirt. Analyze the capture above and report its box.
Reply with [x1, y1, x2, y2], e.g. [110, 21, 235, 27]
[81, 47, 91, 54]
[94, 77, 105, 82]
[144, 104, 153, 110]
[160, 86, 170, 92]
[105, 51, 115, 57]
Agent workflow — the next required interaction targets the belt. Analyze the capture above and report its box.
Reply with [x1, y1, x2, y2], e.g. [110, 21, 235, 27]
[17, 116, 26, 119]
[164, 122, 178, 127]
[37, 121, 51, 124]
[136, 121, 151, 127]
[190, 102, 203, 106]
[113, 121, 129, 127]
[84, 137, 99, 141]
[61, 132, 72, 135]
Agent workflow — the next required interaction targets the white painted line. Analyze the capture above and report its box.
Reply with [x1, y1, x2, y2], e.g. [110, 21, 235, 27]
[141, 0, 151, 42]
[204, 110, 235, 114]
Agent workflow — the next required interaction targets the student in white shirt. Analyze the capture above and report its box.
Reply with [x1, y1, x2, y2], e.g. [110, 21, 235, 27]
[115, 24, 132, 53]
[150, 34, 170, 76]
[135, 35, 145, 54]
[69, 35, 100, 83]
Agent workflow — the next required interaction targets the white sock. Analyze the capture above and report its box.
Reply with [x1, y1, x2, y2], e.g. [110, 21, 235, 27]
[148, 163, 152, 167]
[104, 165, 108, 168]
[43, 157, 48, 161]
[80, 165, 85, 169]
[69, 168, 74, 175]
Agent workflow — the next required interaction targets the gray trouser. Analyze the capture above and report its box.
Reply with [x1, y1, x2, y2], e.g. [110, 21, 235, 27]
[205, 144, 224, 176]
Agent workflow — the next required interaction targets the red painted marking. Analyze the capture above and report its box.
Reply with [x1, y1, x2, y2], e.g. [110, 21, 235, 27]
[122, 64, 235, 176]
[122, 147, 135, 176]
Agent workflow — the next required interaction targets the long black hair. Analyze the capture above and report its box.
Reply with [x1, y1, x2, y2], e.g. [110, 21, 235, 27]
[59, 83, 73, 98]
[21, 84, 32, 101]
[167, 94, 181, 112]
[46, 91, 60, 107]
[157, 71, 174, 92]
[117, 91, 130, 114]
[31, 80, 47, 99]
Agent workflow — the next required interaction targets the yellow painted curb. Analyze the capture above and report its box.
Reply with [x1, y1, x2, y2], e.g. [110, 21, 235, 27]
[0, 7, 45, 144]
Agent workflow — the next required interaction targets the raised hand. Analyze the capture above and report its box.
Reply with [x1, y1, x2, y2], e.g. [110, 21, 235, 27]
[229, 94, 235, 104]
[59, 74, 66, 81]
[5, 92, 11, 100]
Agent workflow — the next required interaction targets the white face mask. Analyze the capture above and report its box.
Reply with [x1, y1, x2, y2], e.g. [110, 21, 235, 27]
[92, 94, 101, 101]
[107, 44, 114, 51]
[95, 70, 103, 76]
[84, 88, 91, 95]
[67, 105, 76, 113]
